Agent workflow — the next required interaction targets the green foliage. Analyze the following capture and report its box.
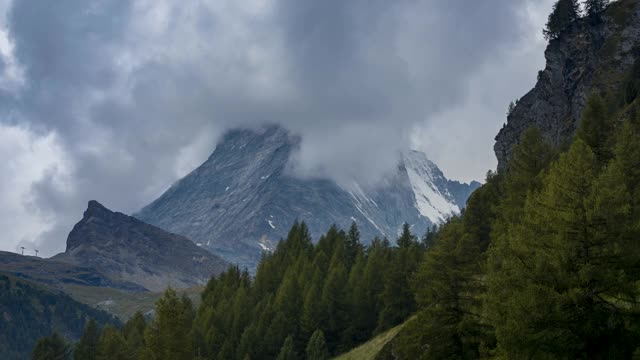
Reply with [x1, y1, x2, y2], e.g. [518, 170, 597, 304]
[74, 319, 99, 360]
[0, 274, 117, 360]
[577, 93, 615, 165]
[97, 325, 128, 360]
[306, 330, 329, 360]
[585, 0, 609, 19]
[276, 335, 297, 360]
[625, 59, 640, 104]
[544, 0, 580, 40]
[144, 288, 195, 360]
[395, 111, 640, 357]
[486, 138, 640, 358]
[193, 222, 420, 357]
[31, 332, 71, 360]
[120, 312, 147, 357]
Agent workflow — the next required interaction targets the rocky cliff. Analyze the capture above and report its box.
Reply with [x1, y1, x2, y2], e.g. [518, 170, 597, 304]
[53, 201, 228, 291]
[495, 0, 640, 169]
[136, 126, 480, 268]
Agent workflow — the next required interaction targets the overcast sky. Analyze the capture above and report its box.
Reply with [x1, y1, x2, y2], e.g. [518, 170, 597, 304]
[0, 0, 555, 256]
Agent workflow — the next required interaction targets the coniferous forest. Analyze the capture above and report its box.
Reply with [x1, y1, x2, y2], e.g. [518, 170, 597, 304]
[28, 0, 640, 359]
[38, 93, 640, 360]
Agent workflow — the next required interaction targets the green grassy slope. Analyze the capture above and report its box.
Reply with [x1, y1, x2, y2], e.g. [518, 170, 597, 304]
[61, 284, 203, 320]
[333, 321, 409, 360]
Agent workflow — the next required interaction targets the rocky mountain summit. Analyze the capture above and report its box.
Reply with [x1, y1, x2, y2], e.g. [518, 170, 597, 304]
[137, 126, 480, 267]
[52, 200, 228, 291]
[495, 0, 640, 169]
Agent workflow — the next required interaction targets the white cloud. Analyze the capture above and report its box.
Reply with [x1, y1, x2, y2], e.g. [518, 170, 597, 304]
[0, 125, 70, 255]
[0, 0, 558, 254]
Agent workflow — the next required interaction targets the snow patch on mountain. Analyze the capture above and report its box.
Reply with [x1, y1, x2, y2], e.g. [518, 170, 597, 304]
[403, 150, 459, 223]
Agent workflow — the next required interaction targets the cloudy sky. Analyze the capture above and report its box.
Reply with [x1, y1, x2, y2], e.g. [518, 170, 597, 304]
[0, 0, 554, 256]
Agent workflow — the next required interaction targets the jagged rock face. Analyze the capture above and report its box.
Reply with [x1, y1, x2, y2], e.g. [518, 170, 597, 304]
[53, 201, 228, 291]
[136, 126, 480, 268]
[495, 0, 640, 170]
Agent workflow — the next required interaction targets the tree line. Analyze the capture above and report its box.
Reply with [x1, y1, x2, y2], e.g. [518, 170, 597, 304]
[32, 94, 640, 359]
[544, 0, 610, 40]
[384, 92, 640, 359]
[34, 222, 435, 359]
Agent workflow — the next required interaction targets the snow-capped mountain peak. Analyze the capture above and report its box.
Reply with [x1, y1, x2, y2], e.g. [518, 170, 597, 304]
[402, 150, 460, 224]
[136, 126, 480, 268]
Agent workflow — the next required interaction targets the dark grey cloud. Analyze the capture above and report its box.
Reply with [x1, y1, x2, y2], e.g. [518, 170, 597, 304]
[0, 0, 553, 255]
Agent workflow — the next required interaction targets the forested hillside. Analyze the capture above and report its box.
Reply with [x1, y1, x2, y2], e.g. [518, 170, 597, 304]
[32, 1, 640, 359]
[383, 94, 640, 358]
[0, 273, 118, 360]
[56, 222, 431, 359]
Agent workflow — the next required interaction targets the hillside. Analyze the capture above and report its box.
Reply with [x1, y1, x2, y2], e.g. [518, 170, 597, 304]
[333, 321, 410, 360]
[0, 273, 119, 360]
[53, 200, 228, 291]
[495, 0, 640, 169]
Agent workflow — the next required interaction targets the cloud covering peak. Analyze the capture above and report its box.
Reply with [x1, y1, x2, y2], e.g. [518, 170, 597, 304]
[0, 0, 553, 255]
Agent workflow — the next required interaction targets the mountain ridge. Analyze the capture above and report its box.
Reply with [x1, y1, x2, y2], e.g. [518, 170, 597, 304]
[495, 0, 640, 169]
[52, 200, 228, 291]
[136, 125, 480, 267]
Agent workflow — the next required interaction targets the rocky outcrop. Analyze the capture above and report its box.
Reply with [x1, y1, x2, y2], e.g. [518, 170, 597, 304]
[495, 0, 640, 170]
[53, 201, 228, 291]
[136, 125, 479, 268]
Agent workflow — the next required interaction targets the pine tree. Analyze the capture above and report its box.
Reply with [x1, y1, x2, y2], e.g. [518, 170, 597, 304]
[585, 0, 609, 18]
[507, 100, 516, 116]
[300, 282, 323, 341]
[544, 0, 580, 40]
[96, 325, 128, 360]
[306, 330, 330, 360]
[396, 223, 415, 248]
[121, 312, 146, 356]
[486, 139, 638, 358]
[74, 319, 99, 360]
[407, 218, 486, 359]
[320, 263, 348, 353]
[625, 59, 640, 104]
[32, 333, 70, 360]
[577, 93, 614, 165]
[276, 336, 297, 360]
[344, 222, 362, 268]
[144, 288, 194, 360]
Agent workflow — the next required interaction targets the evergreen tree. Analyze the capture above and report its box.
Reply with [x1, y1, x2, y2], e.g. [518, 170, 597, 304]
[403, 218, 487, 359]
[96, 325, 128, 360]
[396, 223, 415, 248]
[74, 319, 99, 360]
[144, 288, 194, 360]
[507, 100, 516, 116]
[544, 0, 580, 40]
[306, 330, 329, 360]
[276, 336, 297, 360]
[376, 251, 415, 332]
[577, 93, 614, 165]
[320, 263, 348, 353]
[625, 60, 640, 104]
[486, 139, 639, 358]
[300, 282, 323, 341]
[121, 312, 146, 357]
[420, 225, 438, 249]
[32, 332, 70, 360]
[344, 222, 362, 268]
[585, 0, 609, 18]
